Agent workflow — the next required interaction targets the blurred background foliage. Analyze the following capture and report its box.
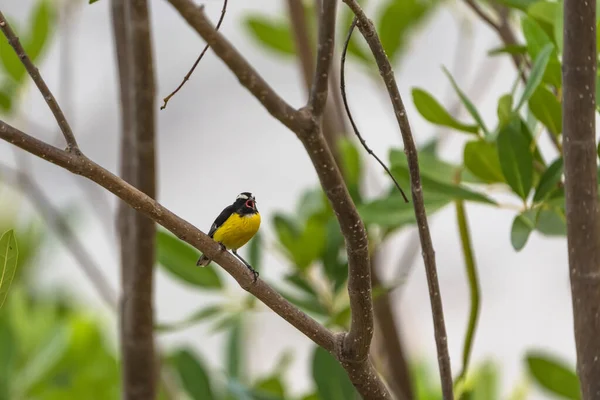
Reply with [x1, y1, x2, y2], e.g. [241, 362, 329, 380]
[0, 0, 592, 398]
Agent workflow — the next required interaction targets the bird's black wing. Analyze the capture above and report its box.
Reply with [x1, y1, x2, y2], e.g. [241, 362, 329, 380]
[208, 204, 236, 238]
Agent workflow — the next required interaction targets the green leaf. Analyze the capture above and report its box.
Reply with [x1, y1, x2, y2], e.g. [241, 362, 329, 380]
[515, 43, 554, 112]
[511, 210, 536, 251]
[528, 1, 559, 25]
[284, 273, 317, 297]
[390, 148, 475, 183]
[244, 16, 295, 56]
[377, 0, 432, 63]
[533, 158, 563, 203]
[227, 317, 244, 380]
[359, 193, 450, 228]
[253, 376, 286, 398]
[469, 361, 500, 400]
[156, 230, 222, 289]
[522, 17, 561, 87]
[13, 325, 71, 395]
[155, 304, 222, 333]
[25, 0, 54, 63]
[247, 232, 262, 271]
[273, 214, 326, 270]
[171, 349, 215, 400]
[488, 44, 528, 57]
[338, 138, 362, 200]
[412, 88, 479, 134]
[443, 67, 490, 136]
[526, 351, 581, 399]
[312, 347, 358, 400]
[495, 0, 538, 11]
[497, 117, 534, 200]
[0, 87, 12, 112]
[536, 208, 567, 236]
[528, 85, 562, 135]
[89, 0, 101, 3]
[464, 140, 505, 184]
[0, 322, 15, 400]
[497, 94, 513, 126]
[0, 230, 18, 309]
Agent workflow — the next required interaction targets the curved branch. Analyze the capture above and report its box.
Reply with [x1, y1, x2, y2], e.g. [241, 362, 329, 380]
[340, 18, 409, 203]
[0, 120, 338, 353]
[165, 0, 303, 132]
[161, 0, 228, 110]
[342, 1, 454, 398]
[0, 11, 80, 153]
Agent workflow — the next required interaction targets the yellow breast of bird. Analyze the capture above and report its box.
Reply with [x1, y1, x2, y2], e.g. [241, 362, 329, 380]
[213, 212, 261, 250]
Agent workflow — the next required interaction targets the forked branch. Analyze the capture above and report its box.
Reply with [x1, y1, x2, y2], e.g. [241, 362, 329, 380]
[342, 1, 454, 398]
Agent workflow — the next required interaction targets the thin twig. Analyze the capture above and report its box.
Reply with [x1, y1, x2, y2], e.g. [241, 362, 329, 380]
[340, 18, 409, 203]
[453, 199, 480, 386]
[0, 11, 80, 153]
[160, 0, 228, 110]
[342, 1, 454, 398]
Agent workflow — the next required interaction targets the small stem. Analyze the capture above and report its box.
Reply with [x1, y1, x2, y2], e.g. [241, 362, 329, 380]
[453, 200, 481, 386]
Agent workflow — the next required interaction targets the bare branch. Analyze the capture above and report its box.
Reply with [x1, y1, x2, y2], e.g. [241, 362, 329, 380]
[0, 119, 338, 352]
[115, 0, 158, 398]
[341, 18, 409, 203]
[0, 11, 80, 153]
[166, 0, 303, 132]
[342, 1, 454, 398]
[287, 0, 347, 167]
[562, 0, 600, 395]
[161, 0, 228, 110]
[308, 0, 338, 117]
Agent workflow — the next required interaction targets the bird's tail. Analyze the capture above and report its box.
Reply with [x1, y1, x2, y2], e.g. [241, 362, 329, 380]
[196, 254, 211, 267]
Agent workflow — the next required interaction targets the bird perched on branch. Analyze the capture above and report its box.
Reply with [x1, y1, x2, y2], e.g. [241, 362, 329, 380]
[196, 192, 261, 281]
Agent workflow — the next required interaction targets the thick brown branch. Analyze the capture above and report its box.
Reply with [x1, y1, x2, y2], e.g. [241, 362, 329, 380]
[562, 0, 600, 396]
[160, 0, 228, 110]
[295, 113, 374, 363]
[342, 1, 454, 399]
[116, 1, 158, 398]
[308, 0, 337, 117]
[0, 120, 338, 354]
[165, 0, 303, 132]
[0, 11, 80, 153]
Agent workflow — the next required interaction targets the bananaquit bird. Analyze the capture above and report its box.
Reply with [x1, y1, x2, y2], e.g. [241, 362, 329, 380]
[196, 192, 261, 280]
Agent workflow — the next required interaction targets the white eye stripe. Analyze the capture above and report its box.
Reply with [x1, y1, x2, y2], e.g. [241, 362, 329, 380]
[236, 194, 249, 200]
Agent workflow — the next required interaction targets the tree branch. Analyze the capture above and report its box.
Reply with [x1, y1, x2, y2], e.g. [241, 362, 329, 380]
[562, 0, 600, 396]
[165, 0, 303, 132]
[0, 11, 80, 153]
[342, 1, 454, 399]
[286, 0, 347, 166]
[308, 0, 337, 117]
[3, 1, 392, 396]
[115, 0, 158, 398]
[160, 0, 228, 110]
[0, 120, 338, 353]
